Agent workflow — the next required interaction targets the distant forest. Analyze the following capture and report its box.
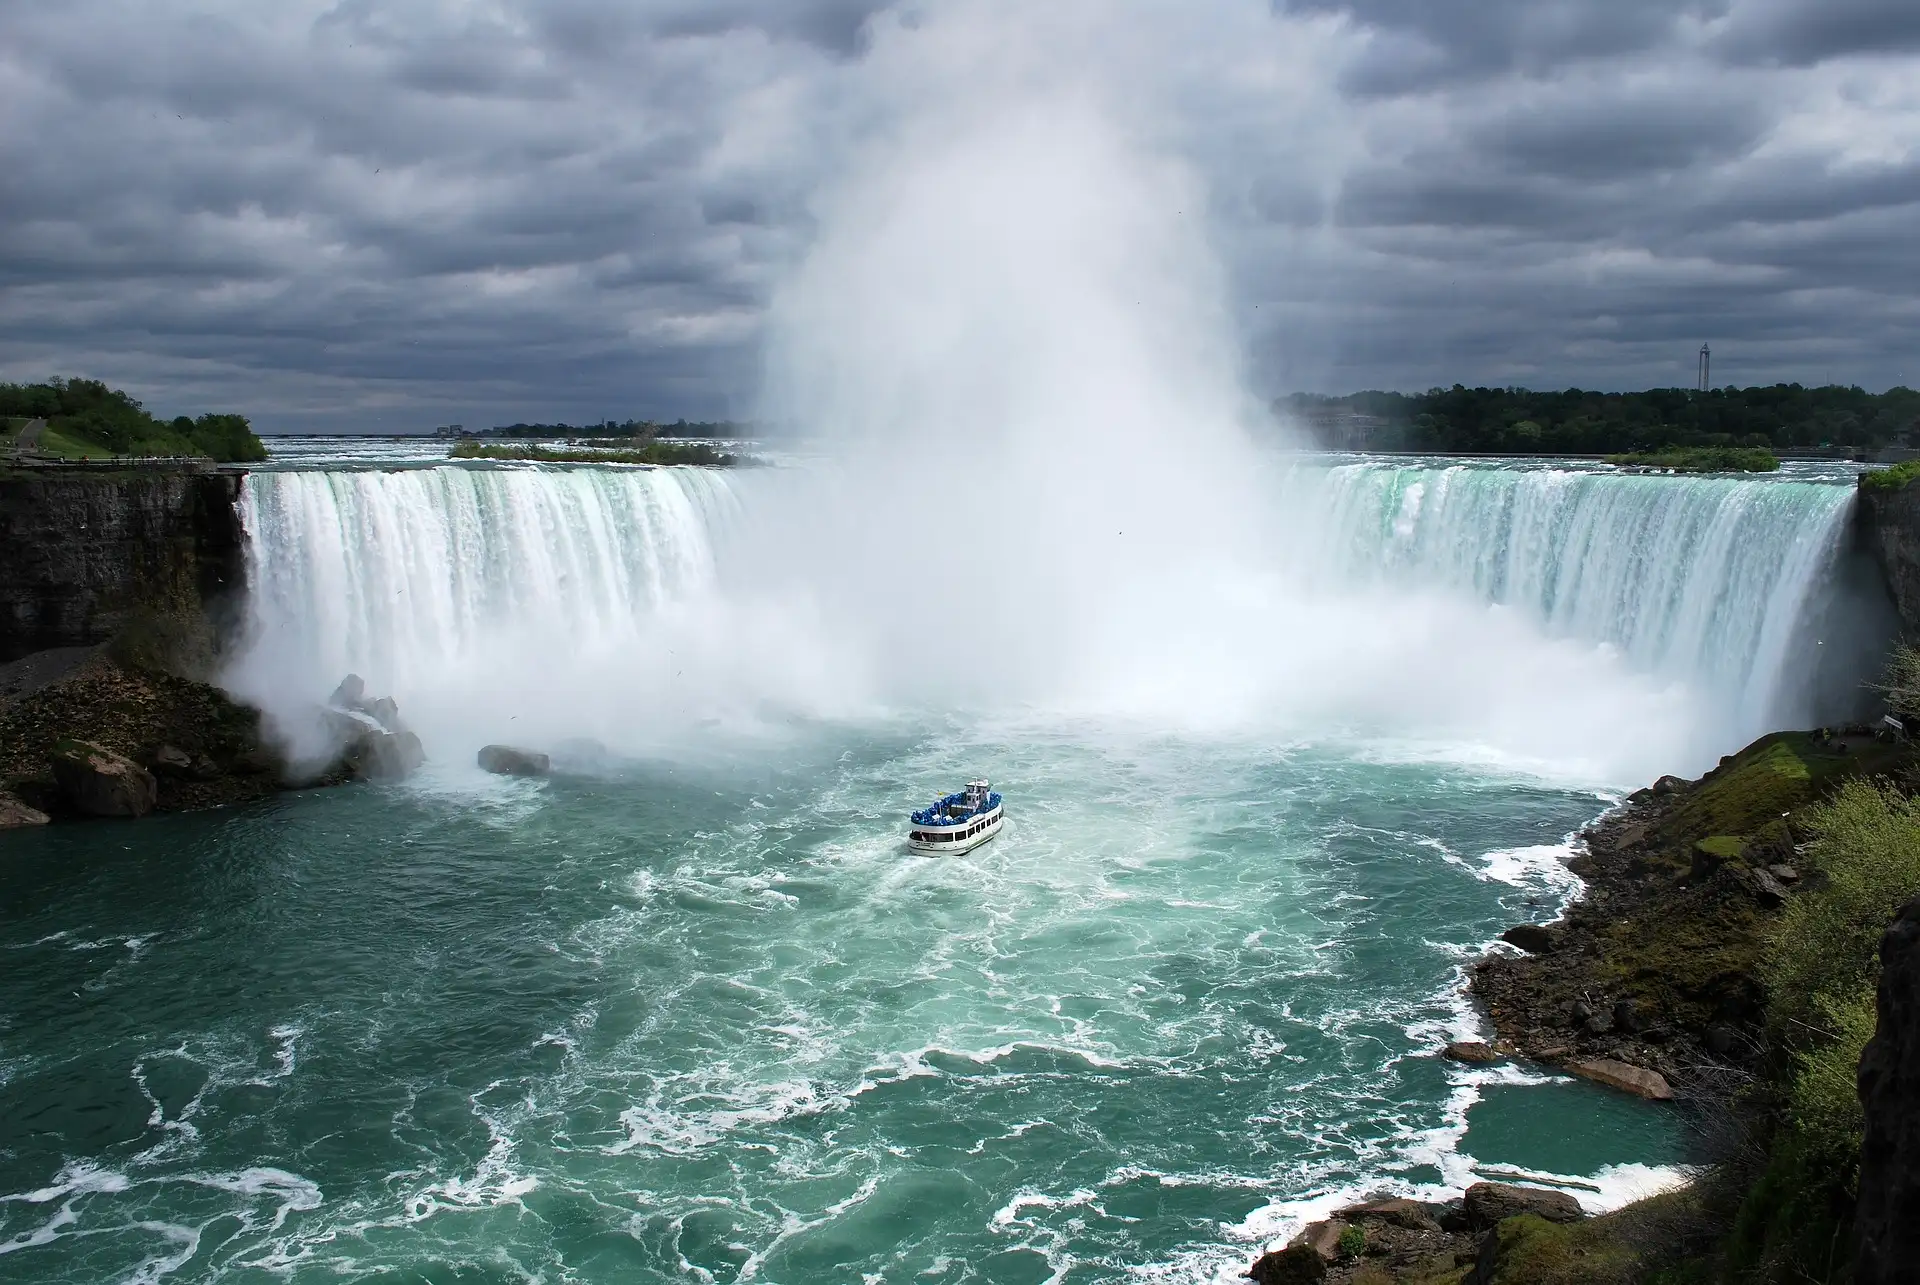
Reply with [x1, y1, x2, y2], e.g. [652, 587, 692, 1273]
[1280, 384, 1920, 456]
[469, 418, 749, 439]
[0, 377, 267, 462]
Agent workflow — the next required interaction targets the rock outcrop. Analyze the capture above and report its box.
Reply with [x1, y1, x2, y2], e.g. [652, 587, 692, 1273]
[1461, 1183, 1585, 1231]
[477, 744, 550, 777]
[1855, 896, 1920, 1285]
[342, 727, 426, 782]
[0, 650, 286, 819]
[0, 792, 50, 828]
[1246, 1244, 1325, 1284]
[321, 675, 425, 784]
[0, 466, 243, 663]
[49, 739, 158, 817]
[1500, 924, 1557, 954]
[1566, 1057, 1675, 1101]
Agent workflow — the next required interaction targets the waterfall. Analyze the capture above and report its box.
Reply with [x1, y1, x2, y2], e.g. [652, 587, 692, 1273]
[232, 464, 740, 703]
[1275, 460, 1876, 736]
[226, 455, 1886, 778]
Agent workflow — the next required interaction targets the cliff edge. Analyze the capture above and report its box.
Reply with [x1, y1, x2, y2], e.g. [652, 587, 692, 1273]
[0, 465, 243, 664]
[1857, 471, 1920, 639]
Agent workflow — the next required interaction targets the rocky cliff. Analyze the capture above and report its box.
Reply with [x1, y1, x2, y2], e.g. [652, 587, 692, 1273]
[1855, 896, 1920, 1285]
[0, 465, 244, 664]
[1857, 477, 1920, 639]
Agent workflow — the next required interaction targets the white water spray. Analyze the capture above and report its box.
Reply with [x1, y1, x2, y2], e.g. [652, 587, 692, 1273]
[226, 2, 1882, 784]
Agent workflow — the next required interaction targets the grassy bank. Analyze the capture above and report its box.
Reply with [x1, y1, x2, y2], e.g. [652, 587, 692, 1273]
[1604, 446, 1781, 473]
[449, 439, 739, 466]
[1, 378, 266, 462]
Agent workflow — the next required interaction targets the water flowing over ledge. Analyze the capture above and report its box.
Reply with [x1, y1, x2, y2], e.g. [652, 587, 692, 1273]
[1276, 459, 1881, 741]
[233, 464, 739, 699]
[230, 457, 1885, 768]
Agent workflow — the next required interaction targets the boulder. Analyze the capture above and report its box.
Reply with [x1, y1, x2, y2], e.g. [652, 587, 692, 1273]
[0, 792, 51, 829]
[1247, 1244, 1326, 1284]
[50, 739, 157, 818]
[1501, 924, 1557, 954]
[1651, 774, 1688, 795]
[1747, 866, 1789, 908]
[1444, 1041, 1500, 1065]
[150, 744, 195, 777]
[1612, 998, 1640, 1033]
[1461, 1182, 1585, 1231]
[1337, 1196, 1441, 1232]
[344, 729, 425, 783]
[1691, 841, 1732, 881]
[361, 695, 402, 731]
[1566, 1057, 1674, 1100]
[1287, 1219, 1348, 1262]
[478, 744, 551, 777]
[329, 674, 367, 708]
[1769, 864, 1800, 884]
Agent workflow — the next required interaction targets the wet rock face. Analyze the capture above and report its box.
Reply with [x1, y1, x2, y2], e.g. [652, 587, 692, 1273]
[0, 471, 243, 663]
[1855, 897, 1920, 1285]
[344, 729, 425, 783]
[321, 675, 425, 784]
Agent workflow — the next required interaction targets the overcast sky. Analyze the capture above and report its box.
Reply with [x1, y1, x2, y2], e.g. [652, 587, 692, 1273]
[3, 0, 1918, 432]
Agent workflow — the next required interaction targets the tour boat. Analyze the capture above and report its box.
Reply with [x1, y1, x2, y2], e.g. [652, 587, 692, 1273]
[907, 779, 1004, 854]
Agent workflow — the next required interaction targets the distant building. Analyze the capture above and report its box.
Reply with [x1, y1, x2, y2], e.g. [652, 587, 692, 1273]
[431, 424, 466, 438]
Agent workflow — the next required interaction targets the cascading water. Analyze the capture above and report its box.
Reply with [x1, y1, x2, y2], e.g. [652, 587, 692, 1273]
[227, 463, 748, 753]
[228, 453, 1880, 782]
[1274, 459, 1873, 742]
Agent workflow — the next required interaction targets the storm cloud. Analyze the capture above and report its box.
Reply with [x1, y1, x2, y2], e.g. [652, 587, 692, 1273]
[0, 0, 1915, 430]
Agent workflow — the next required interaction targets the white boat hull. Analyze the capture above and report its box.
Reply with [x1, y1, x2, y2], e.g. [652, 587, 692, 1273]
[906, 805, 1004, 854]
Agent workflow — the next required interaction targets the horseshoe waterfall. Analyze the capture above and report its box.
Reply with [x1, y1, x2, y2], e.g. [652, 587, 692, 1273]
[0, 451, 1890, 1284]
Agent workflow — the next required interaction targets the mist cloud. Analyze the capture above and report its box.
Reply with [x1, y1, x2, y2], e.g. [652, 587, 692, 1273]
[1, 0, 1916, 429]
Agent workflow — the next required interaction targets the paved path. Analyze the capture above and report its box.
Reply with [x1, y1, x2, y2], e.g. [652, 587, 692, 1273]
[14, 418, 46, 452]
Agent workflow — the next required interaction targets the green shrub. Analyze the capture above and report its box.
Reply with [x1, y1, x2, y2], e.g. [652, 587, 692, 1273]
[1860, 459, 1920, 491]
[1786, 988, 1876, 1166]
[1875, 644, 1920, 722]
[1337, 1223, 1367, 1259]
[1766, 780, 1920, 1037]
[449, 440, 738, 466]
[1605, 446, 1780, 473]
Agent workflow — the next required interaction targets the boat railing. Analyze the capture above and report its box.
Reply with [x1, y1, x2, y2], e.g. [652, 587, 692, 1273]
[910, 792, 1004, 826]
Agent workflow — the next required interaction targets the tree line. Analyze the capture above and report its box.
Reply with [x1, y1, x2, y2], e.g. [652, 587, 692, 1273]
[1281, 384, 1920, 455]
[474, 418, 750, 440]
[1, 378, 267, 462]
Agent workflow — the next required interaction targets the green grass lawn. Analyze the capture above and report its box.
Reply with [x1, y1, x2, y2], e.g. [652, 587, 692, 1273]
[1, 420, 124, 459]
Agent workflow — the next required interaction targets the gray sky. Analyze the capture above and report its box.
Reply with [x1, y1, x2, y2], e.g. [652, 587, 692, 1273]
[3, 0, 1917, 432]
